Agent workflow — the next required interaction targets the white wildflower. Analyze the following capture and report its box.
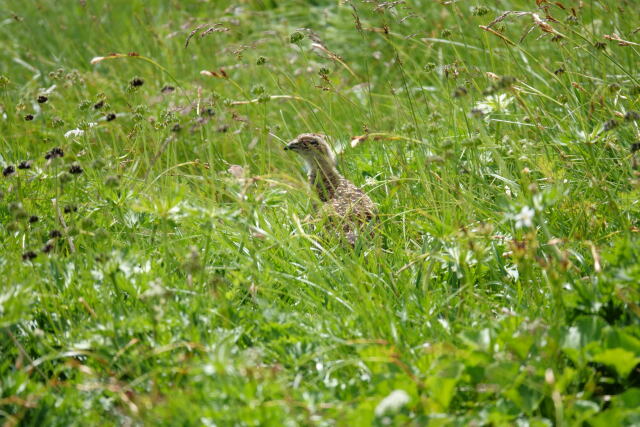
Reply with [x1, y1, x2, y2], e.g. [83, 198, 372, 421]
[140, 279, 165, 298]
[375, 390, 410, 417]
[64, 122, 96, 139]
[505, 264, 519, 281]
[505, 185, 512, 198]
[364, 176, 378, 186]
[473, 93, 514, 116]
[471, 103, 491, 117]
[64, 129, 85, 138]
[514, 206, 535, 229]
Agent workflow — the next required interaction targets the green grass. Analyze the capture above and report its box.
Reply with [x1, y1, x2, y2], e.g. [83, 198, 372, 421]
[1, 0, 639, 425]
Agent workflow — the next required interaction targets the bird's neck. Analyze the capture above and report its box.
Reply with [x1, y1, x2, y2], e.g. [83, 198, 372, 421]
[306, 157, 342, 201]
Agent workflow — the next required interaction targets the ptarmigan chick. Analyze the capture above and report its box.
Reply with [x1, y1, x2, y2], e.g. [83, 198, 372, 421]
[284, 133, 376, 244]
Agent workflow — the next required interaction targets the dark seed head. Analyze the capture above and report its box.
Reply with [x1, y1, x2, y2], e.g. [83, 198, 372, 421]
[42, 243, 54, 253]
[45, 147, 64, 160]
[289, 31, 304, 44]
[69, 164, 83, 174]
[631, 143, 640, 153]
[94, 100, 105, 109]
[470, 107, 486, 118]
[64, 205, 78, 214]
[624, 111, 640, 121]
[603, 119, 618, 131]
[24, 114, 34, 121]
[22, 251, 37, 261]
[554, 68, 565, 76]
[49, 229, 62, 238]
[130, 77, 144, 87]
[106, 113, 116, 121]
[565, 15, 578, 24]
[171, 123, 181, 132]
[28, 215, 39, 223]
[161, 85, 175, 94]
[18, 160, 32, 169]
[594, 42, 606, 50]
[3, 165, 15, 177]
[37, 95, 48, 103]
[453, 86, 468, 98]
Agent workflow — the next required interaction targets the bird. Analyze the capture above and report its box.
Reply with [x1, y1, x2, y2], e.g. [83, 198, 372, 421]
[284, 133, 376, 244]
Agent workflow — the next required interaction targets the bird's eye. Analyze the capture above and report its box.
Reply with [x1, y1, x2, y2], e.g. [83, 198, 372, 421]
[309, 140, 319, 145]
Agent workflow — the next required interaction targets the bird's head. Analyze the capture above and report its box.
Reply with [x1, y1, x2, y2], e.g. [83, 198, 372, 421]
[284, 133, 336, 165]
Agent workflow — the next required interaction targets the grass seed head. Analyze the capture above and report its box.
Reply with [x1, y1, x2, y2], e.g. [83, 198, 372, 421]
[603, 119, 618, 131]
[3, 165, 15, 177]
[18, 160, 32, 169]
[69, 164, 83, 174]
[22, 251, 37, 261]
[45, 147, 64, 159]
[624, 111, 640, 121]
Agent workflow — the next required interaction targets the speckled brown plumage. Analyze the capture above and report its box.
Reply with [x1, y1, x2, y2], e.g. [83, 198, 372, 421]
[284, 133, 376, 244]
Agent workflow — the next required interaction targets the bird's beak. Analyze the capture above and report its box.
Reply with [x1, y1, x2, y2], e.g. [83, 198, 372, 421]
[284, 139, 300, 151]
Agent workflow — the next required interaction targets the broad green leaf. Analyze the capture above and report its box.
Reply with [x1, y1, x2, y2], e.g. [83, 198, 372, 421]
[504, 384, 543, 415]
[591, 348, 640, 378]
[459, 328, 492, 352]
[604, 329, 640, 356]
[426, 376, 458, 410]
[612, 388, 640, 409]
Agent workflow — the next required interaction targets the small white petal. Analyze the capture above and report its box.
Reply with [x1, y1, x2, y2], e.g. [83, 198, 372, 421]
[375, 390, 410, 417]
[514, 206, 535, 229]
[64, 129, 85, 138]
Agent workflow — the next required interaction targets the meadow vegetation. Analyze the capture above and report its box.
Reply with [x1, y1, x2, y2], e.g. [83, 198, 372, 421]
[1, 0, 639, 424]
